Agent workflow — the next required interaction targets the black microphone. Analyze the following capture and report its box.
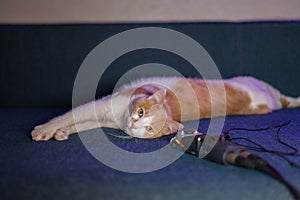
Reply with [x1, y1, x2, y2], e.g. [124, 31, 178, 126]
[170, 129, 300, 200]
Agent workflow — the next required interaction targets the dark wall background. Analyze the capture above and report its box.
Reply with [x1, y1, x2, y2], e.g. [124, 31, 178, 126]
[0, 22, 299, 107]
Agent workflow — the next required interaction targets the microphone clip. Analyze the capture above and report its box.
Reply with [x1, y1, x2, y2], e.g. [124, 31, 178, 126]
[170, 129, 246, 165]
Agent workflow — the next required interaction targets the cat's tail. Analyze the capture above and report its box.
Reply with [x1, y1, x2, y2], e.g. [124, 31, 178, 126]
[280, 95, 300, 108]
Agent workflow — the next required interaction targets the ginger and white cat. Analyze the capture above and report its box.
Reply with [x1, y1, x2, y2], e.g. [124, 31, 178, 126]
[31, 76, 300, 141]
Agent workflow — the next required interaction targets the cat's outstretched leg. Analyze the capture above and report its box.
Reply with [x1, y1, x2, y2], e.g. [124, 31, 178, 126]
[31, 96, 119, 141]
[53, 121, 102, 141]
[31, 107, 94, 141]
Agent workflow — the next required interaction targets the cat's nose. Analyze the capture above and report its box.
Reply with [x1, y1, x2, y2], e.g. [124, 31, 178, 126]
[130, 123, 136, 129]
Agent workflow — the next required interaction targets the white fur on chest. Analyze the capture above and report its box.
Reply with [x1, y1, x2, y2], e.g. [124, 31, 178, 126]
[108, 93, 131, 125]
[93, 93, 131, 129]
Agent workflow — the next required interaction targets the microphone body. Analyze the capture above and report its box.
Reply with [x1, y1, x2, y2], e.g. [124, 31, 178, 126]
[170, 129, 300, 200]
[201, 140, 246, 165]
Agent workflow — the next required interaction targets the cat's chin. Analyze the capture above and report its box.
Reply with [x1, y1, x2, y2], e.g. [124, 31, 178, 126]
[126, 126, 146, 138]
[123, 122, 139, 138]
[125, 120, 155, 139]
[127, 123, 150, 138]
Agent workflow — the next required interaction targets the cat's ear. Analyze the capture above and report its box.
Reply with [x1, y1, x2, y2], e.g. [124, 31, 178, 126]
[148, 89, 166, 104]
[164, 119, 184, 135]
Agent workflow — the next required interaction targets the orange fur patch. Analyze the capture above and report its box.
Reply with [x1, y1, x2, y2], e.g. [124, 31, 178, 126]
[166, 78, 256, 121]
[280, 97, 290, 108]
[166, 78, 272, 120]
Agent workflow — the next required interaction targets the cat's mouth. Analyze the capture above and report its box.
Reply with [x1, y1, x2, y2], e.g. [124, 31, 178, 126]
[130, 123, 137, 129]
[128, 120, 139, 130]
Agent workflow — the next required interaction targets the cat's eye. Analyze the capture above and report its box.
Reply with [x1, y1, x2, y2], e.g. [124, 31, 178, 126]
[145, 126, 154, 133]
[137, 108, 144, 118]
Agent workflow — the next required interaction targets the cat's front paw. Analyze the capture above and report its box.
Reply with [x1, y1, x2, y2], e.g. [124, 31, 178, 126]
[31, 125, 56, 141]
[31, 125, 70, 141]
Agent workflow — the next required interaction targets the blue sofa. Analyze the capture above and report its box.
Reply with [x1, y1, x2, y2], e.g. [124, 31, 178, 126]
[1, 22, 300, 200]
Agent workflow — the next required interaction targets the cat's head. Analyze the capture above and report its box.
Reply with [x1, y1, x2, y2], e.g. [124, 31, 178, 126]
[126, 88, 184, 138]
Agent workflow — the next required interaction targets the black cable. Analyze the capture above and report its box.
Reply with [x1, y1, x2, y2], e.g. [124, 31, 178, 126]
[222, 121, 300, 199]
[224, 120, 300, 168]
